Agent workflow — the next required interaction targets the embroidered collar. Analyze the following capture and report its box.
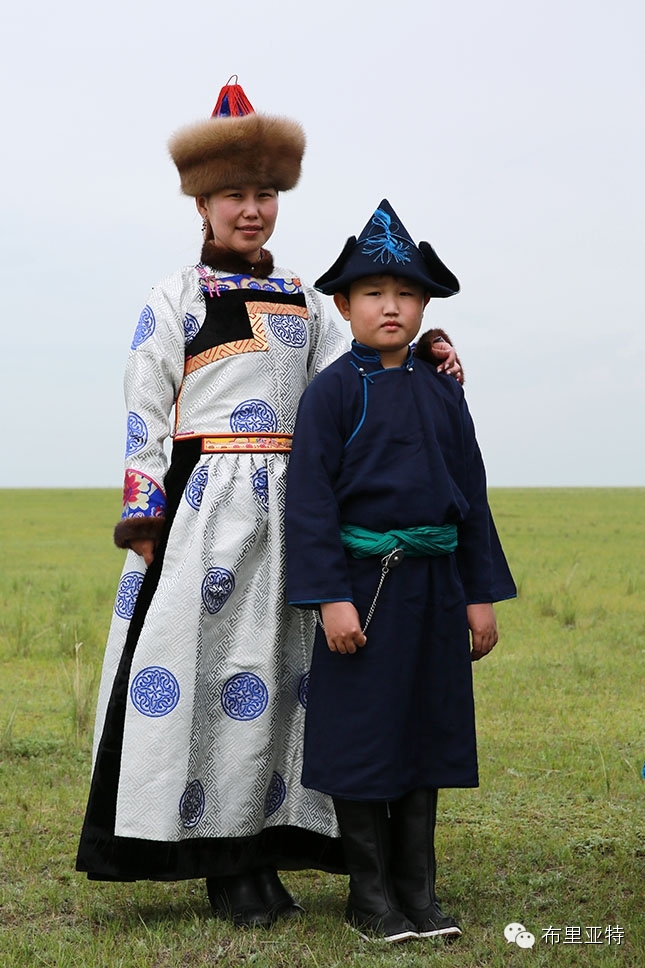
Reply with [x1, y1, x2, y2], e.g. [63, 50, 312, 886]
[199, 241, 275, 278]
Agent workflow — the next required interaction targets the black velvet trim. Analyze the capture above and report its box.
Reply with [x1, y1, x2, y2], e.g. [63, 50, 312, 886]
[186, 290, 307, 357]
[81, 825, 345, 882]
[77, 436, 345, 881]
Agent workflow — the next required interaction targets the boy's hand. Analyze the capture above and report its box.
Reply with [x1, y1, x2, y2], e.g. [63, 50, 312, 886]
[467, 603, 498, 661]
[130, 538, 155, 567]
[319, 602, 367, 654]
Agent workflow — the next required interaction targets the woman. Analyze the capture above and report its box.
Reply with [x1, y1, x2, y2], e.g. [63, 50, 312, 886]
[76, 79, 461, 928]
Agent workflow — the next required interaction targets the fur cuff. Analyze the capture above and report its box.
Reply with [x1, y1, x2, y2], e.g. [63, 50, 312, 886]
[414, 328, 462, 375]
[200, 242, 274, 278]
[114, 515, 166, 550]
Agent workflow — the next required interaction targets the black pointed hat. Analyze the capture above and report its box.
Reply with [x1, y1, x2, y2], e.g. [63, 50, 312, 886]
[315, 199, 459, 297]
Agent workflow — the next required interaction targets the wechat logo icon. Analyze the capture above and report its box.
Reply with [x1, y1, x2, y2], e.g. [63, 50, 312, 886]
[504, 922, 535, 948]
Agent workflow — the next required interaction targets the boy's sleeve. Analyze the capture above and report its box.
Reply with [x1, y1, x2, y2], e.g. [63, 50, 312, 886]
[285, 372, 353, 607]
[455, 396, 516, 604]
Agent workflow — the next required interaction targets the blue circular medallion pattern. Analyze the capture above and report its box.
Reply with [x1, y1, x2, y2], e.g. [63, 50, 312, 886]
[221, 673, 268, 721]
[298, 672, 310, 709]
[131, 305, 156, 349]
[185, 464, 209, 510]
[201, 567, 235, 614]
[251, 467, 269, 512]
[179, 779, 205, 828]
[130, 666, 180, 717]
[114, 571, 145, 619]
[183, 312, 200, 344]
[125, 411, 148, 457]
[264, 771, 287, 817]
[267, 313, 307, 347]
[230, 399, 278, 433]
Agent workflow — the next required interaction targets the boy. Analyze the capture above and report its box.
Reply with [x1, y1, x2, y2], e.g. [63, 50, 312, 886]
[284, 200, 516, 942]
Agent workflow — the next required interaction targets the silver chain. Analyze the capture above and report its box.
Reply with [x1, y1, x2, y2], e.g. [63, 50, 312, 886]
[316, 547, 405, 635]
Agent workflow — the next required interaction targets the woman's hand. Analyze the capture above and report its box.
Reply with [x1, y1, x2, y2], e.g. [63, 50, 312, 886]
[130, 538, 155, 567]
[467, 603, 498, 660]
[432, 339, 464, 384]
[319, 602, 367, 654]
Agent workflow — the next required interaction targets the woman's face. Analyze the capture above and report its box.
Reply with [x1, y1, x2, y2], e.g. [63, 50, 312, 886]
[197, 186, 279, 262]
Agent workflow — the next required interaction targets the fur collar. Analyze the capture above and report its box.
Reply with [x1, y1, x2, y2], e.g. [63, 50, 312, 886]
[199, 241, 274, 278]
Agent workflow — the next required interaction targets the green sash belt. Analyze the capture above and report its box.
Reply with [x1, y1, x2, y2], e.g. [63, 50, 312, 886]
[340, 522, 458, 558]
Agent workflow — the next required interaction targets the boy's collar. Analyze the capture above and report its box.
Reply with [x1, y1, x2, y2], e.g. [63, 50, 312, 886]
[350, 340, 414, 371]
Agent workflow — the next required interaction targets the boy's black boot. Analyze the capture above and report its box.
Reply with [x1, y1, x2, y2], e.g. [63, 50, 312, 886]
[390, 788, 462, 938]
[332, 797, 418, 942]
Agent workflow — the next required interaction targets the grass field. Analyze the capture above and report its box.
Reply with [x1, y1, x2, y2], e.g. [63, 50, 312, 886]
[0, 488, 643, 967]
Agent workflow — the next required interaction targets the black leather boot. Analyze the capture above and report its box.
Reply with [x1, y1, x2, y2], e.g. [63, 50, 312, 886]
[390, 788, 461, 938]
[254, 867, 304, 921]
[206, 873, 272, 928]
[333, 797, 418, 942]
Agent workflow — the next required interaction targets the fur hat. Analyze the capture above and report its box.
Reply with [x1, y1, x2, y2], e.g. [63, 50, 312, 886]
[168, 79, 305, 197]
[315, 198, 460, 298]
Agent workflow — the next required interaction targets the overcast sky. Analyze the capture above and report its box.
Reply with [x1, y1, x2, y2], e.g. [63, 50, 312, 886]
[1, 0, 643, 488]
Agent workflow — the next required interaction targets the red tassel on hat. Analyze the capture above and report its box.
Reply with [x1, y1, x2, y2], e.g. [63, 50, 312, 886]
[211, 75, 254, 118]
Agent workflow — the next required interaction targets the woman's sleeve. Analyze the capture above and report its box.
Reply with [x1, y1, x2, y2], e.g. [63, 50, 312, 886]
[303, 287, 348, 379]
[113, 278, 187, 549]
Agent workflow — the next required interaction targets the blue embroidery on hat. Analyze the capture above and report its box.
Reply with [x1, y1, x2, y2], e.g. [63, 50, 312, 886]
[130, 666, 180, 717]
[114, 571, 145, 619]
[131, 305, 156, 349]
[179, 779, 205, 828]
[185, 464, 209, 510]
[362, 208, 411, 266]
[230, 399, 278, 433]
[183, 312, 200, 344]
[266, 313, 307, 347]
[221, 673, 269, 721]
[251, 467, 269, 512]
[264, 772, 286, 817]
[125, 412, 148, 457]
[298, 672, 310, 709]
[201, 567, 235, 614]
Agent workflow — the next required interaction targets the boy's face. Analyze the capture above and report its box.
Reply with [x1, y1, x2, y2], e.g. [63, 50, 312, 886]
[333, 275, 430, 368]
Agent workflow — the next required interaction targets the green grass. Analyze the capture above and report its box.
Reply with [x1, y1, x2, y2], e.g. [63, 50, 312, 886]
[0, 487, 643, 967]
